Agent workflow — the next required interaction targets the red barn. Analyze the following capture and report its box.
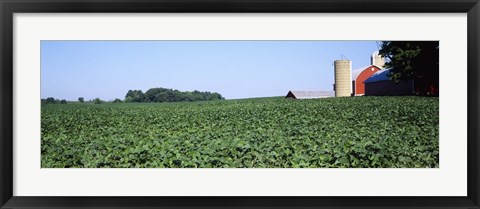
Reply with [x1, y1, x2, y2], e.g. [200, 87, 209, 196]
[351, 65, 381, 96]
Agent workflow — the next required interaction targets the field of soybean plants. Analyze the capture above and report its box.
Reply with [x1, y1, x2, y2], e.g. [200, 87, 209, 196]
[41, 96, 439, 168]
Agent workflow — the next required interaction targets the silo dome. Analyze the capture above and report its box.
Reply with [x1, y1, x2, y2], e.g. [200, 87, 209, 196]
[371, 51, 385, 68]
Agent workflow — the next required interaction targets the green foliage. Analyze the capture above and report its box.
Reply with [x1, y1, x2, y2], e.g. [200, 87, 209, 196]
[113, 98, 123, 103]
[45, 97, 56, 104]
[78, 97, 84, 103]
[41, 96, 439, 168]
[125, 90, 145, 102]
[93, 98, 104, 104]
[125, 87, 224, 103]
[378, 41, 439, 95]
[42, 97, 71, 105]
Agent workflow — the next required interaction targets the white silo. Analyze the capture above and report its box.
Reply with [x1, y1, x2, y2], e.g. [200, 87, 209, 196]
[371, 51, 385, 68]
[334, 60, 352, 97]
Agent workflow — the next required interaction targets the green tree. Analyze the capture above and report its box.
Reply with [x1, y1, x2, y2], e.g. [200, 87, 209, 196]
[78, 97, 84, 103]
[45, 97, 56, 104]
[378, 41, 439, 95]
[60, 99, 67, 104]
[113, 98, 123, 103]
[94, 98, 104, 104]
[125, 88, 225, 103]
[145, 88, 166, 102]
[125, 90, 145, 102]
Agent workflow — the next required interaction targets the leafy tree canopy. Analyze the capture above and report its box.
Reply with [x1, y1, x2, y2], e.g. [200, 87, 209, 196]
[125, 87, 224, 103]
[125, 90, 145, 102]
[378, 41, 439, 95]
[45, 97, 56, 104]
[94, 98, 104, 104]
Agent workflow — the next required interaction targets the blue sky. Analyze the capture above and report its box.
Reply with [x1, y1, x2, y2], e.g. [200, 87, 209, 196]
[41, 41, 380, 100]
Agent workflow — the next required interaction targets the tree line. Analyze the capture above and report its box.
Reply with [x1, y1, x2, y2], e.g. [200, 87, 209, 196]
[41, 88, 225, 104]
[125, 88, 225, 103]
[41, 97, 108, 104]
[41, 97, 68, 104]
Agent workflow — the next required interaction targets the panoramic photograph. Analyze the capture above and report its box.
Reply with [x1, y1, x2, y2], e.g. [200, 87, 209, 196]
[41, 40, 439, 168]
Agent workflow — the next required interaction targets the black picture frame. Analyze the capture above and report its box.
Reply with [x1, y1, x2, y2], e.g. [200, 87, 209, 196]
[1, 0, 479, 208]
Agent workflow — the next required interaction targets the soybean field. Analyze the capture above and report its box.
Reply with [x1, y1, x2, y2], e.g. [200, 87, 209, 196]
[41, 96, 439, 168]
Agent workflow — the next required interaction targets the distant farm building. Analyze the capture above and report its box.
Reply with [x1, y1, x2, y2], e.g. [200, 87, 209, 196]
[332, 51, 438, 96]
[364, 69, 414, 96]
[285, 91, 334, 99]
[333, 51, 385, 97]
[352, 65, 381, 96]
[288, 50, 436, 99]
[331, 51, 429, 96]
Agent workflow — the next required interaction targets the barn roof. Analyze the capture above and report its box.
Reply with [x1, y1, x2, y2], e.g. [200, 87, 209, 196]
[352, 65, 372, 80]
[364, 69, 391, 83]
[352, 65, 383, 81]
[287, 91, 334, 99]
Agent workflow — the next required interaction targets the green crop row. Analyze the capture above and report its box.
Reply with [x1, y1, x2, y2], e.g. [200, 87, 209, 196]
[41, 96, 439, 168]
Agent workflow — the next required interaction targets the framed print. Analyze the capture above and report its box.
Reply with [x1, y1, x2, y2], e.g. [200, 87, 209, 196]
[1, 0, 479, 208]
